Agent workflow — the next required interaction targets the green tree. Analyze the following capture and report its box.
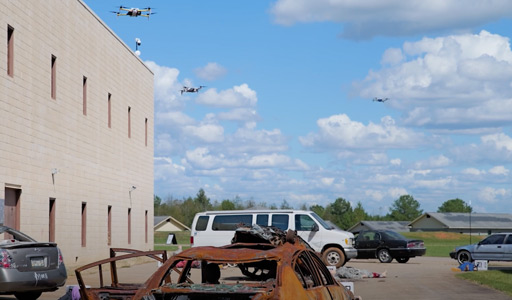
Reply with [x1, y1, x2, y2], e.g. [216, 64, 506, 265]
[154, 195, 162, 215]
[437, 198, 472, 213]
[280, 199, 293, 209]
[325, 197, 354, 230]
[194, 188, 211, 211]
[220, 199, 236, 210]
[310, 204, 325, 217]
[388, 195, 423, 221]
[352, 201, 368, 223]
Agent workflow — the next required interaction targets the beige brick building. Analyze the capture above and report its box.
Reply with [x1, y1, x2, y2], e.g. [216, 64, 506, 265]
[0, 1, 154, 267]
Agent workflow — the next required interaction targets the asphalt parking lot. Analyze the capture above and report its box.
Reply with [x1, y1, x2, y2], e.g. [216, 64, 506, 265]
[2, 256, 511, 300]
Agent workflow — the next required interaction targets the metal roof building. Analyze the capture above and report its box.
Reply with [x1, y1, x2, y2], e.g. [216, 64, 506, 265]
[348, 221, 411, 233]
[409, 212, 512, 234]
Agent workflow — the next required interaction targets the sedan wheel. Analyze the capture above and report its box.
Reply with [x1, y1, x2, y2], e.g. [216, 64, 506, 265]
[14, 291, 42, 300]
[377, 248, 393, 263]
[457, 250, 472, 265]
[322, 247, 346, 268]
[396, 257, 409, 263]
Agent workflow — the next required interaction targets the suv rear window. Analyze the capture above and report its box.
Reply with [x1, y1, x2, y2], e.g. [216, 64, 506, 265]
[195, 216, 209, 231]
[271, 214, 289, 231]
[212, 215, 252, 231]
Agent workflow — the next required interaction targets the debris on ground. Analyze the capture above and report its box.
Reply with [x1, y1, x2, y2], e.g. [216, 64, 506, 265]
[335, 266, 387, 279]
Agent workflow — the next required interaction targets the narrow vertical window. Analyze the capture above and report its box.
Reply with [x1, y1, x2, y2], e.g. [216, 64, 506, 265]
[51, 55, 57, 99]
[108, 93, 112, 128]
[128, 208, 132, 244]
[49, 199, 56, 242]
[145, 118, 148, 147]
[128, 106, 131, 138]
[145, 210, 148, 243]
[81, 202, 87, 247]
[83, 76, 87, 115]
[107, 206, 112, 246]
[7, 25, 14, 77]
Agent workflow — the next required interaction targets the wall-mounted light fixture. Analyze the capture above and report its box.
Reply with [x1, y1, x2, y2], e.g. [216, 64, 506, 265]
[129, 185, 137, 192]
[51, 168, 59, 175]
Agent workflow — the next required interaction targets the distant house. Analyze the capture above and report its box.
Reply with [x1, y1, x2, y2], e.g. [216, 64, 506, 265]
[347, 221, 410, 233]
[409, 212, 512, 235]
[154, 216, 191, 232]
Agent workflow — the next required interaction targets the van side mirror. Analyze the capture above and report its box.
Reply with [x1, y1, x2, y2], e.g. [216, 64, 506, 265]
[312, 223, 319, 232]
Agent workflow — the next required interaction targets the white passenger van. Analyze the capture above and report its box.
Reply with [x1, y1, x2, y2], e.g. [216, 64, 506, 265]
[190, 209, 357, 267]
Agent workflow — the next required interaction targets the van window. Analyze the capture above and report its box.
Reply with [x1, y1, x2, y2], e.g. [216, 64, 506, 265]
[271, 214, 289, 230]
[195, 216, 209, 231]
[256, 214, 268, 226]
[295, 214, 316, 231]
[213, 215, 252, 231]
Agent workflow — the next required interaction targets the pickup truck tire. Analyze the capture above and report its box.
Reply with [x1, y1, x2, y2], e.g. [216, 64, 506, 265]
[322, 247, 346, 268]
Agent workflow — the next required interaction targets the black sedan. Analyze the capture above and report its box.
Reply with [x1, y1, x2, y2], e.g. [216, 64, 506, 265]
[354, 230, 426, 263]
[0, 226, 67, 300]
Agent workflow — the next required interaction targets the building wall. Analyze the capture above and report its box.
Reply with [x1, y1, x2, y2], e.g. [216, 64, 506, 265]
[0, 0, 154, 267]
[410, 217, 447, 230]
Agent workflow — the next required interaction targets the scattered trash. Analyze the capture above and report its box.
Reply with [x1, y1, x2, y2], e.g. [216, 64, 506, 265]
[335, 266, 387, 279]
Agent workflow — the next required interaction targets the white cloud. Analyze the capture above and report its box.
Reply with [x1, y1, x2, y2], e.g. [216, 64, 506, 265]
[478, 187, 510, 203]
[415, 155, 452, 169]
[381, 48, 404, 65]
[196, 84, 257, 108]
[154, 157, 186, 180]
[388, 187, 408, 198]
[390, 158, 401, 166]
[481, 133, 512, 151]
[217, 108, 260, 124]
[270, 0, 512, 39]
[299, 114, 426, 151]
[184, 147, 225, 170]
[321, 177, 335, 186]
[489, 166, 509, 176]
[354, 31, 512, 132]
[462, 168, 483, 176]
[194, 62, 227, 81]
[183, 122, 225, 143]
[144, 60, 182, 109]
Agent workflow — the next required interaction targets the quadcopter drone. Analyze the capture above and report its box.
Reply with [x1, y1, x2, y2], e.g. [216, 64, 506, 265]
[372, 97, 389, 102]
[181, 86, 206, 95]
[111, 6, 155, 18]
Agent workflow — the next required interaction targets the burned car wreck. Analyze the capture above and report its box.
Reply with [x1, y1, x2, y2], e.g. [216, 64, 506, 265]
[76, 225, 355, 300]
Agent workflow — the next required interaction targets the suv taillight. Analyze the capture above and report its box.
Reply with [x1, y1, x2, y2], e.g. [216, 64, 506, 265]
[0, 250, 15, 269]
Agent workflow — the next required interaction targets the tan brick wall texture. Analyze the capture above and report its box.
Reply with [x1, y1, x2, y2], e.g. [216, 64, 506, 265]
[0, 0, 154, 267]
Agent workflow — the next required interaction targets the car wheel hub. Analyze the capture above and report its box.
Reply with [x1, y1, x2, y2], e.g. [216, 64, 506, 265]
[326, 252, 340, 264]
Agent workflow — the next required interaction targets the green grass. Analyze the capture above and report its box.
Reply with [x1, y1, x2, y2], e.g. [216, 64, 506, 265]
[457, 270, 512, 297]
[153, 231, 191, 252]
[401, 231, 485, 257]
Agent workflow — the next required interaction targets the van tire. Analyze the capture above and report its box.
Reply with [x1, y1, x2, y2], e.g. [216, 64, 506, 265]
[322, 247, 345, 268]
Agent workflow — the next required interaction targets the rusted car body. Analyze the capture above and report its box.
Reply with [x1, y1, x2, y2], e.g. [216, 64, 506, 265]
[76, 227, 355, 300]
[75, 248, 168, 300]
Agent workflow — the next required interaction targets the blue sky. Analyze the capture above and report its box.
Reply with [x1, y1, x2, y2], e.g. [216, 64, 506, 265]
[84, 1, 512, 214]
